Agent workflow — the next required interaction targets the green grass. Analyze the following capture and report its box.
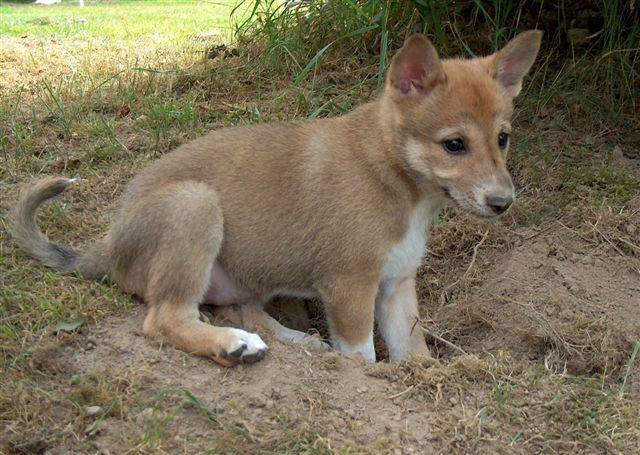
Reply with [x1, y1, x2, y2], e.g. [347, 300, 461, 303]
[234, 0, 639, 116]
[0, 0, 237, 43]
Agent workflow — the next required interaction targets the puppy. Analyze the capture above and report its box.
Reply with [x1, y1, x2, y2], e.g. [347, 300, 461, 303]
[9, 31, 542, 366]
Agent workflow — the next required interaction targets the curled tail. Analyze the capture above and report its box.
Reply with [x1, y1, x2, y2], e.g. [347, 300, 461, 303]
[8, 177, 109, 279]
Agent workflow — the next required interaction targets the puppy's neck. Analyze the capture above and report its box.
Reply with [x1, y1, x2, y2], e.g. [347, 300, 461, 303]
[341, 100, 441, 207]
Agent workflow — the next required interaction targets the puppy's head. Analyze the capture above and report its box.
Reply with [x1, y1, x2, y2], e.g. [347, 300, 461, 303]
[382, 31, 542, 217]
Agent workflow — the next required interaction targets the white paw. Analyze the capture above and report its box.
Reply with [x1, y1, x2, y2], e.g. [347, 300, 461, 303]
[280, 327, 330, 351]
[301, 336, 331, 351]
[223, 328, 268, 363]
[333, 332, 376, 363]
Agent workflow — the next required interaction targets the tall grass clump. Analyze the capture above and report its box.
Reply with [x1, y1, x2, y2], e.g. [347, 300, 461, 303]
[232, 0, 639, 115]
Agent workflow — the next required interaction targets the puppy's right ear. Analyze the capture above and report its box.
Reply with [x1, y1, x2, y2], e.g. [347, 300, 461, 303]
[386, 34, 445, 99]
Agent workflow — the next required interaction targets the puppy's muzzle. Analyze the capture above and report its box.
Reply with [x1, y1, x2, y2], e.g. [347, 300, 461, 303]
[485, 194, 513, 215]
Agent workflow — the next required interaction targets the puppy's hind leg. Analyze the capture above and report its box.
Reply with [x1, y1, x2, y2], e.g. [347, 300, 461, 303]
[218, 304, 329, 351]
[136, 181, 267, 366]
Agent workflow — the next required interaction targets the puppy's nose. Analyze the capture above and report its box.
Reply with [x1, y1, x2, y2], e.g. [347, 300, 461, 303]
[486, 194, 513, 214]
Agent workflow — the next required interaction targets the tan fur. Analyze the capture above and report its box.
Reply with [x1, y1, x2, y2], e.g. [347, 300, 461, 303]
[8, 31, 542, 365]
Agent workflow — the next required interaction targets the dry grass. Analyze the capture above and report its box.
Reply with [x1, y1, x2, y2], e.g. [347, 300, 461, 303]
[2, 1, 640, 453]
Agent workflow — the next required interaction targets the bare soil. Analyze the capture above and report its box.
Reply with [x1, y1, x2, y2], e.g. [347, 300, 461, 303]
[433, 232, 640, 375]
[6, 227, 638, 454]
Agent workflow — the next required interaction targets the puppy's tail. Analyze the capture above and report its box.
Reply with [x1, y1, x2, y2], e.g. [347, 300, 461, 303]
[8, 177, 110, 279]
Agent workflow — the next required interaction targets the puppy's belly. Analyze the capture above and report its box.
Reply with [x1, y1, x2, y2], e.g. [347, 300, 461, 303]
[203, 261, 252, 305]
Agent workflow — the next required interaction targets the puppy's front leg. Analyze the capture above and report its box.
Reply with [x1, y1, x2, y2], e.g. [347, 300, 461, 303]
[376, 276, 431, 361]
[320, 278, 378, 362]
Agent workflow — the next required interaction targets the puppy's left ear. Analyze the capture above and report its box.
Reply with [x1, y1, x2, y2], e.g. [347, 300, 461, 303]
[489, 30, 542, 97]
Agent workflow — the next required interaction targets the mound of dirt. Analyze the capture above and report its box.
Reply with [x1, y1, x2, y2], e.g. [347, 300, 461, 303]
[432, 233, 640, 375]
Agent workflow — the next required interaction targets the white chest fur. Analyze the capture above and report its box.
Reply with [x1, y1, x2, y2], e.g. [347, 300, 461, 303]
[381, 197, 440, 282]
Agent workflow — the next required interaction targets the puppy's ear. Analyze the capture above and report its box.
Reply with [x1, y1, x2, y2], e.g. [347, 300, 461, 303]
[489, 30, 542, 98]
[387, 34, 445, 98]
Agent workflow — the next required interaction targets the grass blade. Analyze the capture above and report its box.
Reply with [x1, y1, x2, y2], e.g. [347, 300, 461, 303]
[293, 24, 379, 84]
[618, 340, 640, 399]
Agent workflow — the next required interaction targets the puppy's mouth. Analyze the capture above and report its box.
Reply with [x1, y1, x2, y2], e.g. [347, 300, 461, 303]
[438, 186, 502, 219]
[439, 185, 453, 200]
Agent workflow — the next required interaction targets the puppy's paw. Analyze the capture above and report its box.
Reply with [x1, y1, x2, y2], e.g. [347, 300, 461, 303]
[281, 328, 330, 351]
[299, 336, 331, 351]
[216, 329, 268, 366]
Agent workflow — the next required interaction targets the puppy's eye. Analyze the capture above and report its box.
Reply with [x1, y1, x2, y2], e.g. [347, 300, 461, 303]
[443, 138, 466, 155]
[498, 132, 509, 149]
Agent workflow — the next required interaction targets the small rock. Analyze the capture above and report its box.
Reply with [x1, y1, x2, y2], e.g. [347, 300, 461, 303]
[270, 389, 284, 400]
[84, 420, 107, 436]
[626, 224, 637, 236]
[559, 309, 574, 321]
[197, 30, 221, 41]
[136, 407, 154, 426]
[248, 395, 266, 408]
[580, 255, 596, 265]
[581, 133, 595, 145]
[563, 280, 577, 292]
[613, 145, 625, 161]
[85, 405, 102, 416]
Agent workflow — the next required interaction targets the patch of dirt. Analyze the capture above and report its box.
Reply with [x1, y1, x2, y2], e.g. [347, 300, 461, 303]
[432, 232, 640, 374]
[2, 233, 639, 453]
[36, 307, 441, 453]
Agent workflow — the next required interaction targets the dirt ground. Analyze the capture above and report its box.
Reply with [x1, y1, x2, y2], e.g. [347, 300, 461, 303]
[4, 224, 638, 453]
[2, 89, 639, 452]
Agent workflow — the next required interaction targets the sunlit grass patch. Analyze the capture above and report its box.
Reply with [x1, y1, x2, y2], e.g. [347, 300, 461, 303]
[0, 0, 236, 43]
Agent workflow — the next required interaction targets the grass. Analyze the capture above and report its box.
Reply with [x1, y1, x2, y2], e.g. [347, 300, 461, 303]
[1, 0, 640, 453]
[0, 0, 236, 42]
[370, 353, 640, 452]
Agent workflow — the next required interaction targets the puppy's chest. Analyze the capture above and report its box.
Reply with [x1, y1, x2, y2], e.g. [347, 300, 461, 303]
[381, 198, 439, 281]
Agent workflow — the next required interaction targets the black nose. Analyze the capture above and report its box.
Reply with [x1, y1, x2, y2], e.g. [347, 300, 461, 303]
[486, 194, 513, 214]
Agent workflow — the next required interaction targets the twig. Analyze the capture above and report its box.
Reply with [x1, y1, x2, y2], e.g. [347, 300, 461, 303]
[387, 385, 415, 400]
[508, 224, 554, 240]
[463, 229, 489, 279]
[587, 221, 626, 256]
[616, 236, 640, 253]
[439, 229, 490, 304]
[421, 327, 469, 356]
[556, 221, 595, 244]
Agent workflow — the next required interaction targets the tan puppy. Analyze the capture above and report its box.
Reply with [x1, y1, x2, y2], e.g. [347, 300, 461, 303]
[9, 31, 542, 366]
